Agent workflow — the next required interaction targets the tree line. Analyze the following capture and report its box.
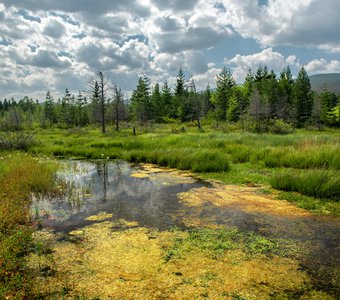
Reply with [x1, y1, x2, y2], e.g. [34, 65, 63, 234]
[0, 66, 339, 132]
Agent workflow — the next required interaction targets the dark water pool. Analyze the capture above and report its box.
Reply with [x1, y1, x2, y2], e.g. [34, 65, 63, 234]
[31, 160, 208, 232]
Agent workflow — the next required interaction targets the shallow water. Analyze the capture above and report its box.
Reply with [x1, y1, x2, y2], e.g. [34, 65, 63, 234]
[31, 160, 207, 232]
[30, 160, 340, 297]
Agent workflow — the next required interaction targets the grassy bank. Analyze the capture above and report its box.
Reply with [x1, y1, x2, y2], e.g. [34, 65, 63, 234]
[0, 153, 57, 298]
[28, 125, 340, 213]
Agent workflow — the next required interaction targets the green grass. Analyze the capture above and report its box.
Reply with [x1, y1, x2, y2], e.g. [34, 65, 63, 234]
[25, 125, 340, 213]
[163, 227, 299, 262]
[0, 152, 58, 298]
[270, 170, 340, 200]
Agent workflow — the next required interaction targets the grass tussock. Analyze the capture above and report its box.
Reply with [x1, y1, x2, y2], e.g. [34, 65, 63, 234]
[28, 126, 340, 211]
[0, 153, 58, 298]
[270, 170, 340, 201]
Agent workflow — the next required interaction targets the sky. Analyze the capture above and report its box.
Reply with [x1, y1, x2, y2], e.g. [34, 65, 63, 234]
[1, 0, 340, 100]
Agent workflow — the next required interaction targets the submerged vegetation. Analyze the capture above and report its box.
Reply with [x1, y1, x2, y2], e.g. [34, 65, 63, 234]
[29, 220, 332, 299]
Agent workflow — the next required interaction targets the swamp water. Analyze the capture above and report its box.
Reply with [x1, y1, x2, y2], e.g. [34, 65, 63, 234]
[30, 160, 340, 299]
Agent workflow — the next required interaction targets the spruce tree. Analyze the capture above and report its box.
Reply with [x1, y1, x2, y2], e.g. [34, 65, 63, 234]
[91, 81, 100, 125]
[161, 81, 173, 119]
[215, 67, 235, 121]
[43, 90, 55, 127]
[130, 76, 151, 125]
[112, 84, 123, 131]
[278, 66, 294, 121]
[175, 67, 189, 121]
[150, 83, 162, 121]
[293, 67, 313, 127]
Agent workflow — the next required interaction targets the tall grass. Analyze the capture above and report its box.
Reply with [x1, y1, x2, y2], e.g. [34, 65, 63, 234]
[28, 126, 340, 206]
[0, 153, 58, 298]
[270, 170, 340, 200]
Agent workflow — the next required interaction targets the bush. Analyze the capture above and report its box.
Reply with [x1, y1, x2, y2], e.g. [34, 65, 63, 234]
[0, 132, 34, 150]
[268, 119, 294, 135]
[246, 118, 294, 135]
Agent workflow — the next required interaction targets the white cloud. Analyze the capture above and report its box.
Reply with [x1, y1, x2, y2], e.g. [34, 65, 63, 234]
[218, 0, 340, 51]
[226, 48, 299, 82]
[305, 59, 340, 74]
[0, 0, 339, 99]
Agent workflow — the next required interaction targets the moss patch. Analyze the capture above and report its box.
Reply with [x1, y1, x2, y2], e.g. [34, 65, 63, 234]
[29, 221, 325, 299]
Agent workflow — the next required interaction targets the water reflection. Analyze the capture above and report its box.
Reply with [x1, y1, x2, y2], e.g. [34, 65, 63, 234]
[31, 160, 205, 232]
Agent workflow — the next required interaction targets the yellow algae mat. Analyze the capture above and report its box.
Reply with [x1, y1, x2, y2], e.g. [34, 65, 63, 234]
[28, 176, 339, 299]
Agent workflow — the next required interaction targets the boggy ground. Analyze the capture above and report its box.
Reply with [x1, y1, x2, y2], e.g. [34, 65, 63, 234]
[29, 165, 340, 299]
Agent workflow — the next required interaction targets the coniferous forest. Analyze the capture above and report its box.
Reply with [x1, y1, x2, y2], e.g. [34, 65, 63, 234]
[1, 66, 339, 133]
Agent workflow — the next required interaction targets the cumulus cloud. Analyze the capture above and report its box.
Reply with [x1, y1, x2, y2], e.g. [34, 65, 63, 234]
[226, 48, 299, 82]
[305, 59, 340, 74]
[152, 27, 232, 53]
[30, 49, 71, 69]
[218, 0, 340, 51]
[43, 19, 66, 39]
[0, 0, 339, 99]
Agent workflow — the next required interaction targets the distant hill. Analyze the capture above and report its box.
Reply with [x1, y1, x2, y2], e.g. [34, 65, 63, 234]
[310, 73, 340, 95]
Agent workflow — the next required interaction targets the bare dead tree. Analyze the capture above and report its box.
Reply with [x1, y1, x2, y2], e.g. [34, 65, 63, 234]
[86, 71, 109, 133]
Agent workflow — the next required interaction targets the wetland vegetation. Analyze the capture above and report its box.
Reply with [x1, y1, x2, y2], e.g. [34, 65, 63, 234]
[0, 66, 340, 299]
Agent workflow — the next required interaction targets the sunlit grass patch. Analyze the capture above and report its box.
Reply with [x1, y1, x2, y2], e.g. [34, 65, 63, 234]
[0, 153, 59, 298]
[270, 170, 340, 200]
[29, 126, 340, 213]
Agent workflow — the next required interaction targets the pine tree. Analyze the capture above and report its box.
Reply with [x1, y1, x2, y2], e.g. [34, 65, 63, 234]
[278, 66, 294, 121]
[188, 79, 202, 129]
[76, 91, 87, 126]
[161, 81, 173, 119]
[215, 67, 235, 121]
[61, 88, 72, 126]
[150, 83, 162, 121]
[293, 67, 313, 127]
[319, 89, 338, 125]
[202, 84, 212, 117]
[43, 90, 55, 127]
[130, 76, 151, 125]
[175, 67, 189, 121]
[112, 84, 123, 131]
[227, 86, 248, 123]
[91, 81, 100, 125]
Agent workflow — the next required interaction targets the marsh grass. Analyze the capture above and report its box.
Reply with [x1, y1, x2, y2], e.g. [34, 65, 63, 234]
[164, 227, 298, 262]
[28, 126, 340, 211]
[0, 153, 58, 298]
[270, 170, 340, 200]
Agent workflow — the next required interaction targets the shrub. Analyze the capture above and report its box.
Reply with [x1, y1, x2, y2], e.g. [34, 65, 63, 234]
[268, 119, 294, 135]
[0, 132, 34, 150]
